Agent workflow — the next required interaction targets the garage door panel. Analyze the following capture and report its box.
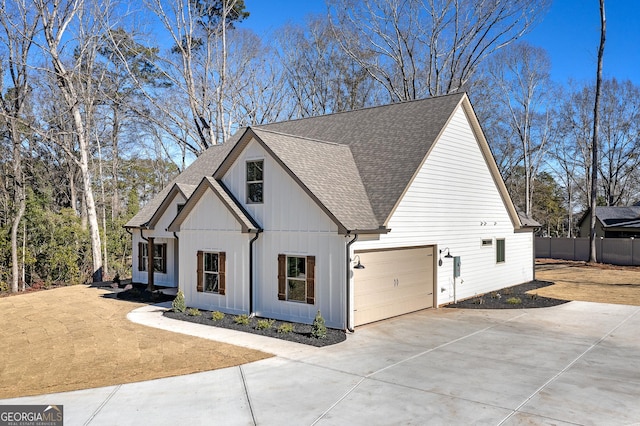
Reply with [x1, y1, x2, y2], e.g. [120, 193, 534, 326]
[354, 246, 435, 326]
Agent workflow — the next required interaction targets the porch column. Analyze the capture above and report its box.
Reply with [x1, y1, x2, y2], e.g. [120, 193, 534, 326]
[147, 237, 155, 292]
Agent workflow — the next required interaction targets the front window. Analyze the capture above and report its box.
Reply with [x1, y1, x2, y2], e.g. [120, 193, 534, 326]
[287, 256, 306, 302]
[203, 252, 219, 293]
[140, 243, 166, 273]
[246, 160, 264, 203]
[496, 238, 506, 263]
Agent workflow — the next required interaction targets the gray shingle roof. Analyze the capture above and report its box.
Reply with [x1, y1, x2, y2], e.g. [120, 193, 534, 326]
[251, 128, 378, 232]
[127, 93, 511, 234]
[168, 177, 260, 233]
[124, 134, 238, 228]
[594, 206, 640, 227]
[255, 93, 465, 224]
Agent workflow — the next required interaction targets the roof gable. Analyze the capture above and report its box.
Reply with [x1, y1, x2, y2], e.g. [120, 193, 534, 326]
[125, 136, 237, 228]
[254, 93, 466, 224]
[168, 177, 260, 233]
[146, 183, 196, 229]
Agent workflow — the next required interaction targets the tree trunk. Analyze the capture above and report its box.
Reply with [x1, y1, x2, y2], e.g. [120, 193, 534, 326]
[10, 122, 26, 293]
[590, 0, 606, 263]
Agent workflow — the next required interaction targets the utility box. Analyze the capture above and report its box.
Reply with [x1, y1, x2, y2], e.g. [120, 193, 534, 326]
[453, 256, 461, 278]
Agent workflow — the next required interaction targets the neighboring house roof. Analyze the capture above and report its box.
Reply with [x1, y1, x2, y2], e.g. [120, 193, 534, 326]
[128, 93, 524, 233]
[580, 206, 640, 229]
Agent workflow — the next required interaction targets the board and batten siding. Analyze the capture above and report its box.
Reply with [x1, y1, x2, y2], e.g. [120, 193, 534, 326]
[178, 190, 252, 314]
[222, 139, 347, 328]
[353, 105, 533, 306]
[130, 193, 186, 287]
[131, 232, 178, 287]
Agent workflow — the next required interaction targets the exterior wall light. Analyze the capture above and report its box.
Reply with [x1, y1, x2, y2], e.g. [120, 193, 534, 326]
[353, 255, 365, 269]
[439, 248, 453, 266]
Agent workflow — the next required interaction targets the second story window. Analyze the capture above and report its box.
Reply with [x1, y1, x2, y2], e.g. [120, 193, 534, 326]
[247, 160, 264, 203]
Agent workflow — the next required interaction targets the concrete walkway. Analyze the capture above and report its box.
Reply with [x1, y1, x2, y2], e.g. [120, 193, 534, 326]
[3, 301, 640, 425]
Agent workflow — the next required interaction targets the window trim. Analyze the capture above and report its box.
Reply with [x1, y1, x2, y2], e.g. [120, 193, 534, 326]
[278, 254, 315, 304]
[196, 251, 226, 295]
[496, 238, 506, 263]
[138, 242, 167, 273]
[481, 239, 493, 247]
[246, 159, 264, 204]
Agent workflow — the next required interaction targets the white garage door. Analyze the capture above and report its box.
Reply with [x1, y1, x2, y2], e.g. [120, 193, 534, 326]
[354, 246, 435, 326]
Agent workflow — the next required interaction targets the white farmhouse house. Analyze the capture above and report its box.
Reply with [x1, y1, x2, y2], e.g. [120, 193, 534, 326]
[125, 93, 538, 330]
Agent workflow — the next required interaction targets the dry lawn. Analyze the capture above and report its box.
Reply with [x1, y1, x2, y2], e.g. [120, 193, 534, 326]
[0, 285, 271, 399]
[534, 260, 640, 306]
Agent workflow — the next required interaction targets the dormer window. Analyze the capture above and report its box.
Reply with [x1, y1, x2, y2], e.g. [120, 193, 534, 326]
[246, 160, 264, 203]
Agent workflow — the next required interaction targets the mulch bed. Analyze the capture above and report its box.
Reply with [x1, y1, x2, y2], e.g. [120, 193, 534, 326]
[164, 310, 346, 347]
[445, 280, 569, 309]
[115, 283, 176, 304]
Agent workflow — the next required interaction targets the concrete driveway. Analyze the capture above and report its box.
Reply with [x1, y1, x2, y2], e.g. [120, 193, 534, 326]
[3, 301, 639, 425]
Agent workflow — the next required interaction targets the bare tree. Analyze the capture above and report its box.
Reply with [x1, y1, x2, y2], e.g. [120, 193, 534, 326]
[597, 79, 640, 206]
[277, 17, 379, 117]
[141, 0, 248, 157]
[590, 0, 606, 262]
[0, 0, 40, 292]
[33, 0, 105, 281]
[483, 42, 556, 216]
[328, 0, 550, 100]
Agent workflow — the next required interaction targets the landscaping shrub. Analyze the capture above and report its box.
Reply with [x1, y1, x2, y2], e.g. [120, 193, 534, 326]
[311, 310, 327, 339]
[256, 319, 275, 330]
[277, 323, 295, 334]
[234, 314, 250, 325]
[186, 307, 201, 316]
[211, 311, 225, 321]
[172, 290, 186, 313]
[506, 297, 522, 305]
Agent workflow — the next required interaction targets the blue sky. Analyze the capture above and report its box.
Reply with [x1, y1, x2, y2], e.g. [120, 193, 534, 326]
[240, 0, 640, 87]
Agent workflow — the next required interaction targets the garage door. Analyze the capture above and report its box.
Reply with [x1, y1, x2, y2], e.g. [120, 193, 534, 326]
[354, 246, 435, 326]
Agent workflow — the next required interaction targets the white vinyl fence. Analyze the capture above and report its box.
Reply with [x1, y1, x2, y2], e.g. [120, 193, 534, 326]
[536, 237, 640, 266]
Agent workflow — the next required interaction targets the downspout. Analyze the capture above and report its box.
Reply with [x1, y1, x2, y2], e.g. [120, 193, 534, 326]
[249, 230, 262, 317]
[345, 233, 359, 333]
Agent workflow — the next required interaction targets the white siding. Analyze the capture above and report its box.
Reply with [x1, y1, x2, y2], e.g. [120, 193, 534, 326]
[130, 193, 186, 287]
[152, 193, 187, 238]
[179, 190, 251, 314]
[223, 139, 346, 329]
[131, 231, 178, 287]
[353, 106, 534, 306]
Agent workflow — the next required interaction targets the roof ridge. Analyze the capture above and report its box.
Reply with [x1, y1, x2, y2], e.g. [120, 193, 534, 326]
[251, 127, 346, 147]
[254, 92, 466, 129]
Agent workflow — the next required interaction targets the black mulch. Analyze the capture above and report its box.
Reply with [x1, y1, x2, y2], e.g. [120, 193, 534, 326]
[115, 284, 176, 304]
[445, 280, 569, 309]
[164, 310, 346, 347]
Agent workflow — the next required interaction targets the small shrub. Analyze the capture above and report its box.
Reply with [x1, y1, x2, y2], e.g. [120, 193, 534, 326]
[506, 297, 522, 305]
[529, 293, 538, 300]
[502, 288, 513, 296]
[256, 319, 275, 330]
[211, 311, 225, 321]
[0, 281, 9, 293]
[474, 297, 485, 305]
[311, 310, 327, 339]
[234, 314, 250, 325]
[490, 292, 501, 299]
[186, 307, 201, 316]
[172, 290, 186, 313]
[277, 323, 295, 334]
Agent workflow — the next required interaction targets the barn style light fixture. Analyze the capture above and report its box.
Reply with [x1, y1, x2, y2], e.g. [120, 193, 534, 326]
[438, 248, 453, 266]
[352, 255, 365, 269]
